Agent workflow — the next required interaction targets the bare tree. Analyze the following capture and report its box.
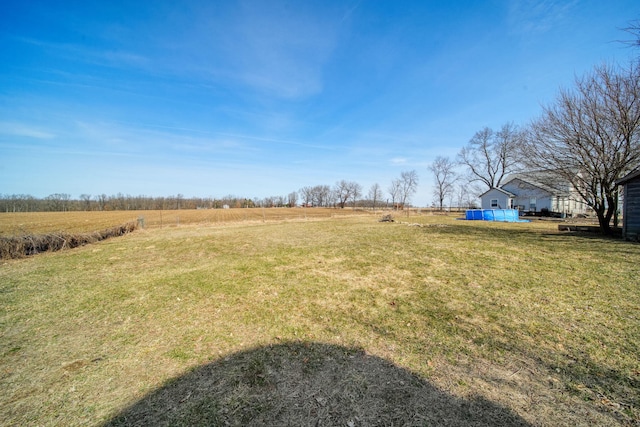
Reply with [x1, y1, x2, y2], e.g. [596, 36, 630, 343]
[524, 63, 640, 234]
[458, 123, 522, 190]
[94, 194, 105, 211]
[79, 194, 92, 211]
[454, 183, 467, 209]
[398, 170, 419, 207]
[368, 183, 383, 210]
[350, 182, 362, 209]
[388, 179, 401, 208]
[619, 19, 640, 50]
[0, 194, 38, 212]
[299, 187, 314, 206]
[334, 180, 362, 209]
[335, 180, 352, 209]
[287, 191, 298, 207]
[454, 182, 481, 209]
[311, 185, 332, 207]
[45, 193, 71, 211]
[265, 196, 274, 208]
[429, 156, 456, 210]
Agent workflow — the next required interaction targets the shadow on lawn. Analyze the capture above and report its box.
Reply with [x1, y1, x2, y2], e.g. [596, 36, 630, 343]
[104, 342, 531, 427]
[445, 221, 636, 248]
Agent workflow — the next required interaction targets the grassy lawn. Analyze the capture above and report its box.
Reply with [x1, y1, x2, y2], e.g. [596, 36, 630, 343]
[1, 213, 638, 426]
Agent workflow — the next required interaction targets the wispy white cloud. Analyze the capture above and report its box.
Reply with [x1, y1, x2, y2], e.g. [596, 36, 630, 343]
[339, 0, 362, 24]
[507, 0, 578, 35]
[72, 120, 248, 157]
[15, 4, 345, 101]
[14, 36, 151, 70]
[390, 157, 408, 165]
[0, 122, 55, 139]
[100, 119, 337, 152]
[207, 1, 342, 99]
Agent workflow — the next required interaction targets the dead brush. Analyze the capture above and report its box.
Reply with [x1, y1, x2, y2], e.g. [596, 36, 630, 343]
[0, 221, 137, 259]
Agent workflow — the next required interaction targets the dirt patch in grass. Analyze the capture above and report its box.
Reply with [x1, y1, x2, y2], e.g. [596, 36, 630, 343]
[104, 342, 530, 427]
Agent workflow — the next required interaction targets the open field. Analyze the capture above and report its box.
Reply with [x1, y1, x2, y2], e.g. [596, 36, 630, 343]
[1, 213, 639, 426]
[0, 208, 378, 236]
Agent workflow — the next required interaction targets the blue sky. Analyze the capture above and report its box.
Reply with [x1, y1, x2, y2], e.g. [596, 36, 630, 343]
[1, 0, 638, 206]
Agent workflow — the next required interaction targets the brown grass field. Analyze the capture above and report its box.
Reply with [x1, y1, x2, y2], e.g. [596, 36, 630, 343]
[0, 207, 373, 235]
[0, 209, 638, 426]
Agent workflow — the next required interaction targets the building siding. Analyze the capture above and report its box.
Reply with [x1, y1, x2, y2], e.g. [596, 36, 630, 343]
[622, 177, 640, 240]
[502, 179, 552, 212]
[480, 188, 512, 210]
[487, 177, 589, 216]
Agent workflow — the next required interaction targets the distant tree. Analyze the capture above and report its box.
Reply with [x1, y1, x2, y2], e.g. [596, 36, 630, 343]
[334, 180, 352, 209]
[523, 63, 640, 234]
[429, 156, 456, 210]
[287, 191, 298, 207]
[79, 194, 92, 211]
[299, 186, 314, 206]
[219, 194, 240, 208]
[111, 193, 126, 210]
[333, 180, 361, 209]
[0, 194, 38, 212]
[350, 182, 362, 208]
[399, 170, 419, 207]
[45, 193, 71, 211]
[368, 183, 383, 210]
[458, 123, 522, 190]
[94, 194, 104, 211]
[454, 182, 480, 209]
[311, 185, 332, 207]
[388, 179, 401, 207]
[158, 196, 168, 210]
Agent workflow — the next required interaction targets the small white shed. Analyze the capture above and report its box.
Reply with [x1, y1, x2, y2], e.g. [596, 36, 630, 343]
[479, 187, 515, 210]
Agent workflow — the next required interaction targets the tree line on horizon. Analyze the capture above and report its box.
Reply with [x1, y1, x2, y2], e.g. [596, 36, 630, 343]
[0, 170, 430, 213]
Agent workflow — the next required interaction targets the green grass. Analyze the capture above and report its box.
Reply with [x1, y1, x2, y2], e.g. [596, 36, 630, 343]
[1, 215, 639, 426]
